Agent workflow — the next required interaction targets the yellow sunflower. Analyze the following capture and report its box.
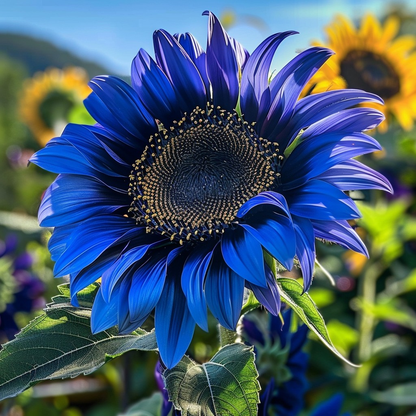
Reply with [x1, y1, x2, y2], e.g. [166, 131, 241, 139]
[304, 14, 416, 132]
[20, 67, 91, 146]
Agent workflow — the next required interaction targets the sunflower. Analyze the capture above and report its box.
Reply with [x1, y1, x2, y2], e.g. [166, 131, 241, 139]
[304, 14, 416, 132]
[30, 11, 391, 368]
[20, 67, 91, 146]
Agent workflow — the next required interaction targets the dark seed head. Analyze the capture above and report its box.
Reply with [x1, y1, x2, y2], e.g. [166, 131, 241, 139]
[129, 105, 280, 244]
[340, 49, 400, 99]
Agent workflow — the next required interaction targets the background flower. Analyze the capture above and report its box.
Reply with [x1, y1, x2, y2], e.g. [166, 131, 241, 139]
[303, 14, 416, 132]
[0, 234, 45, 343]
[20, 67, 91, 146]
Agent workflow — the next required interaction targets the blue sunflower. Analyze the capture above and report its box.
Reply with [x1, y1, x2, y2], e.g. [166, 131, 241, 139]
[30, 11, 391, 368]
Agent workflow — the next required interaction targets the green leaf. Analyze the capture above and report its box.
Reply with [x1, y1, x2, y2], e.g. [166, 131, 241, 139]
[120, 392, 163, 416]
[277, 277, 357, 366]
[54, 282, 99, 307]
[164, 343, 260, 416]
[372, 382, 416, 405]
[0, 288, 157, 401]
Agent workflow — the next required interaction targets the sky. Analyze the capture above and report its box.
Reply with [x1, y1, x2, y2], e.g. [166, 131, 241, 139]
[0, 0, 414, 76]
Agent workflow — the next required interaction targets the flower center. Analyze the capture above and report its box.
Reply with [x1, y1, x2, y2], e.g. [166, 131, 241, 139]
[129, 105, 278, 244]
[340, 49, 401, 99]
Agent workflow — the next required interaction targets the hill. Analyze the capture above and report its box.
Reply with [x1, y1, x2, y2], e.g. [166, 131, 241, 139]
[0, 32, 112, 77]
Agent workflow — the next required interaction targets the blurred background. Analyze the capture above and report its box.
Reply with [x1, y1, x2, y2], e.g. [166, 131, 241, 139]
[0, 0, 416, 415]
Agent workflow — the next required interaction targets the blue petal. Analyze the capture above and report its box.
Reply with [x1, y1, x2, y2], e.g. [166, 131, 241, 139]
[205, 248, 245, 330]
[240, 209, 296, 271]
[115, 276, 132, 333]
[61, 124, 132, 168]
[87, 124, 140, 166]
[60, 123, 130, 176]
[155, 255, 195, 369]
[270, 47, 332, 97]
[30, 135, 126, 180]
[131, 49, 181, 125]
[181, 242, 216, 331]
[281, 132, 382, 190]
[84, 93, 138, 147]
[301, 107, 384, 139]
[174, 32, 210, 92]
[204, 11, 239, 110]
[312, 219, 369, 257]
[240, 31, 296, 123]
[153, 29, 206, 113]
[128, 250, 170, 324]
[54, 216, 141, 277]
[86, 76, 157, 144]
[229, 37, 250, 70]
[48, 223, 77, 262]
[30, 138, 82, 175]
[101, 243, 154, 302]
[316, 159, 393, 193]
[221, 226, 266, 287]
[91, 286, 119, 333]
[274, 89, 383, 151]
[262, 47, 333, 141]
[70, 245, 120, 307]
[39, 175, 128, 227]
[246, 263, 281, 316]
[285, 180, 361, 220]
[118, 275, 145, 334]
[237, 191, 291, 219]
[292, 215, 315, 292]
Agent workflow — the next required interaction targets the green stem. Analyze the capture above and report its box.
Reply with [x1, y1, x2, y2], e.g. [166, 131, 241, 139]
[356, 263, 378, 362]
[218, 323, 240, 347]
[352, 260, 386, 392]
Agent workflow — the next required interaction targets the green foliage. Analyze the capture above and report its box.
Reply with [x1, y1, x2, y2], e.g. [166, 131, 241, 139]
[357, 200, 416, 262]
[372, 382, 416, 406]
[0, 283, 157, 401]
[164, 343, 260, 416]
[68, 104, 95, 125]
[0, 256, 16, 312]
[308, 287, 336, 309]
[354, 296, 416, 331]
[120, 392, 163, 416]
[277, 277, 357, 366]
[326, 320, 359, 357]
[244, 311, 293, 384]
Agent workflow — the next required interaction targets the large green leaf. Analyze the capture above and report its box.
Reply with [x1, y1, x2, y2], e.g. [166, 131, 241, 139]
[277, 277, 357, 366]
[164, 343, 260, 416]
[0, 284, 157, 401]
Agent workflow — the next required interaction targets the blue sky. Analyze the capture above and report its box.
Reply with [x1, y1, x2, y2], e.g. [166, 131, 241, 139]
[1, 0, 413, 75]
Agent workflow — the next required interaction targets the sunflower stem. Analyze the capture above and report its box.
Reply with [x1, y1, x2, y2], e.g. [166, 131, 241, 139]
[218, 322, 241, 347]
